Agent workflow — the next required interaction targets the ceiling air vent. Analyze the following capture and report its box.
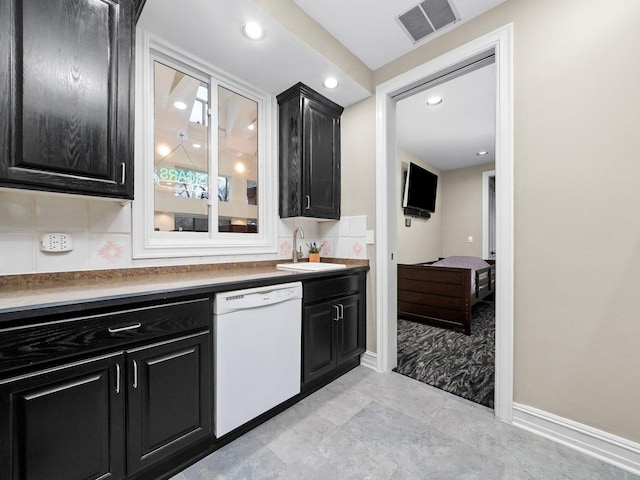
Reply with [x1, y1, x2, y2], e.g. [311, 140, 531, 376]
[397, 0, 459, 44]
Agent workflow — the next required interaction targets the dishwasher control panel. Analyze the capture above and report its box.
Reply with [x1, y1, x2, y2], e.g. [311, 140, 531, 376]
[214, 282, 302, 315]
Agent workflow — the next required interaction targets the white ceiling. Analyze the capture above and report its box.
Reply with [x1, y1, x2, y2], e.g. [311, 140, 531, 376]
[138, 0, 371, 108]
[293, 0, 507, 70]
[139, 0, 499, 172]
[396, 63, 496, 171]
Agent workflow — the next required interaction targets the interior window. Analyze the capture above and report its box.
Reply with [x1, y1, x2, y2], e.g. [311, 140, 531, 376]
[151, 63, 260, 235]
[133, 37, 276, 258]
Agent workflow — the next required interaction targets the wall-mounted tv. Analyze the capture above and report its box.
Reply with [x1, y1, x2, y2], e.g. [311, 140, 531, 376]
[402, 162, 437, 217]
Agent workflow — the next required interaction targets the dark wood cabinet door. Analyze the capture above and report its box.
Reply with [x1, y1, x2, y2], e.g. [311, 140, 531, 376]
[132, 0, 146, 22]
[302, 97, 341, 219]
[302, 301, 337, 384]
[126, 333, 212, 475]
[0, 0, 133, 199]
[337, 294, 365, 363]
[277, 83, 343, 220]
[0, 353, 125, 480]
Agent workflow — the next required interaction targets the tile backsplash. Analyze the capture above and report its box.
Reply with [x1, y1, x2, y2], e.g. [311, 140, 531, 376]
[0, 191, 368, 275]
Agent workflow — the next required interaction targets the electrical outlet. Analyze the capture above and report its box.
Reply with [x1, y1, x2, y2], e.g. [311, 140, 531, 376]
[467, 236, 473, 243]
[40, 233, 74, 252]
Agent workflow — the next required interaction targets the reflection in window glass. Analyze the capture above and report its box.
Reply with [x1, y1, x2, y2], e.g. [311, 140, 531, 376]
[218, 86, 258, 233]
[218, 176, 230, 202]
[190, 86, 209, 125]
[153, 61, 209, 232]
[247, 180, 257, 205]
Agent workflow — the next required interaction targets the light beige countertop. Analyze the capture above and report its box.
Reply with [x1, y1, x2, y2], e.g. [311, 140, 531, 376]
[0, 260, 368, 315]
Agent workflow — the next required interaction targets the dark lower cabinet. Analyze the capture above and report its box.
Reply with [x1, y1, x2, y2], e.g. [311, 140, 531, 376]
[336, 295, 363, 364]
[126, 333, 212, 475]
[302, 272, 366, 389]
[0, 353, 125, 480]
[0, 295, 212, 480]
[0, 272, 369, 480]
[303, 301, 338, 382]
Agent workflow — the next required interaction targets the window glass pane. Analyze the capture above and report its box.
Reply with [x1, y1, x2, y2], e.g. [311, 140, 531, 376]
[217, 86, 258, 233]
[153, 62, 209, 232]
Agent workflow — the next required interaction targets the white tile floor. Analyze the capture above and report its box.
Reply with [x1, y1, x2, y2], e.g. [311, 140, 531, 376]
[172, 367, 638, 480]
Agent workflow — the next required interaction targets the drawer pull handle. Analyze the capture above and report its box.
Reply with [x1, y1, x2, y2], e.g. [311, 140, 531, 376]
[338, 303, 344, 320]
[132, 360, 138, 389]
[333, 305, 340, 321]
[116, 363, 121, 394]
[108, 323, 141, 333]
[305, 195, 310, 210]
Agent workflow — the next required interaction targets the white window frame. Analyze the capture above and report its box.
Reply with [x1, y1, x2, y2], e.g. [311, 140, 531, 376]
[133, 31, 277, 259]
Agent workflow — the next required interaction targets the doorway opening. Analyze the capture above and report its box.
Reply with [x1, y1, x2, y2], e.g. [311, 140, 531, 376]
[393, 58, 497, 408]
[374, 24, 514, 421]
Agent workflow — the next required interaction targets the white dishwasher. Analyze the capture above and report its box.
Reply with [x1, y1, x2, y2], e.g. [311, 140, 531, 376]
[213, 282, 302, 437]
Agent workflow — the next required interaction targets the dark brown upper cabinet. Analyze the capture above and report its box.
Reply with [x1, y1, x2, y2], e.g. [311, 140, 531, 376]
[0, 0, 134, 199]
[277, 83, 343, 220]
[133, 0, 146, 22]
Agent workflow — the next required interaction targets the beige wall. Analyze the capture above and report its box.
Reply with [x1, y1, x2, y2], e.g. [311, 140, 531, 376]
[341, 98, 377, 350]
[396, 148, 443, 264]
[441, 163, 494, 258]
[340, 0, 640, 443]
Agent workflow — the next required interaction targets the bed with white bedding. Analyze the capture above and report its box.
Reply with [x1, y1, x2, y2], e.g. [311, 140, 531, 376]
[397, 256, 495, 335]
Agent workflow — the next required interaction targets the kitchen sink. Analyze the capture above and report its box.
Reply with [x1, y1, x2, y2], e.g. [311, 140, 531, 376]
[276, 262, 347, 272]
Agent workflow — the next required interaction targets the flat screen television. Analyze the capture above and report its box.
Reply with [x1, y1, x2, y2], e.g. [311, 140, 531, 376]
[402, 162, 437, 216]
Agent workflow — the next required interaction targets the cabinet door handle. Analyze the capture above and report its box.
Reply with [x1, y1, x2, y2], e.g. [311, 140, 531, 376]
[116, 363, 121, 394]
[305, 195, 310, 210]
[120, 162, 126, 184]
[333, 305, 340, 321]
[132, 360, 138, 389]
[338, 303, 344, 320]
[108, 323, 141, 333]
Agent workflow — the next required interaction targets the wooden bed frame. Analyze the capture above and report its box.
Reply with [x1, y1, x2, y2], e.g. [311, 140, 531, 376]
[397, 260, 496, 335]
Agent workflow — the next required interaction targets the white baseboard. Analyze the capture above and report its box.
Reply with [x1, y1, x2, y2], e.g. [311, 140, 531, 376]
[513, 403, 640, 476]
[360, 350, 377, 370]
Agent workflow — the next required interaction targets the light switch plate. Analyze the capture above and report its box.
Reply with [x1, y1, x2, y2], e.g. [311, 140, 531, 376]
[40, 233, 74, 252]
[366, 230, 375, 245]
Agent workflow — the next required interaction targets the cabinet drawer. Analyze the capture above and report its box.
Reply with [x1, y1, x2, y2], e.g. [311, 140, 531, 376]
[304, 274, 360, 304]
[0, 298, 210, 377]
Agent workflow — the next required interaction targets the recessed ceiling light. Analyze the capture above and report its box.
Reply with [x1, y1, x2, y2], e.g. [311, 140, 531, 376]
[242, 22, 263, 40]
[476, 151, 489, 156]
[323, 77, 339, 89]
[157, 144, 171, 157]
[426, 96, 443, 106]
[247, 122, 256, 131]
[174, 101, 187, 110]
[192, 143, 202, 149]
[235, 162, 246, 174]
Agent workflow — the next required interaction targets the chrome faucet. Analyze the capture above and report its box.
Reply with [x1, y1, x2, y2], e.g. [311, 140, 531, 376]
[292, 227, 304, 263]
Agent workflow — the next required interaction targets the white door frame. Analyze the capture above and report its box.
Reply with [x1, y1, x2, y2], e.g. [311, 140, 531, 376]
[483, 169, 497, 260]
[375, 24, 514, 422]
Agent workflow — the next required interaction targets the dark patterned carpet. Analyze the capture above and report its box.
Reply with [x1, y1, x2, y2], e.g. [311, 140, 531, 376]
[395, 301, 495, 408]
